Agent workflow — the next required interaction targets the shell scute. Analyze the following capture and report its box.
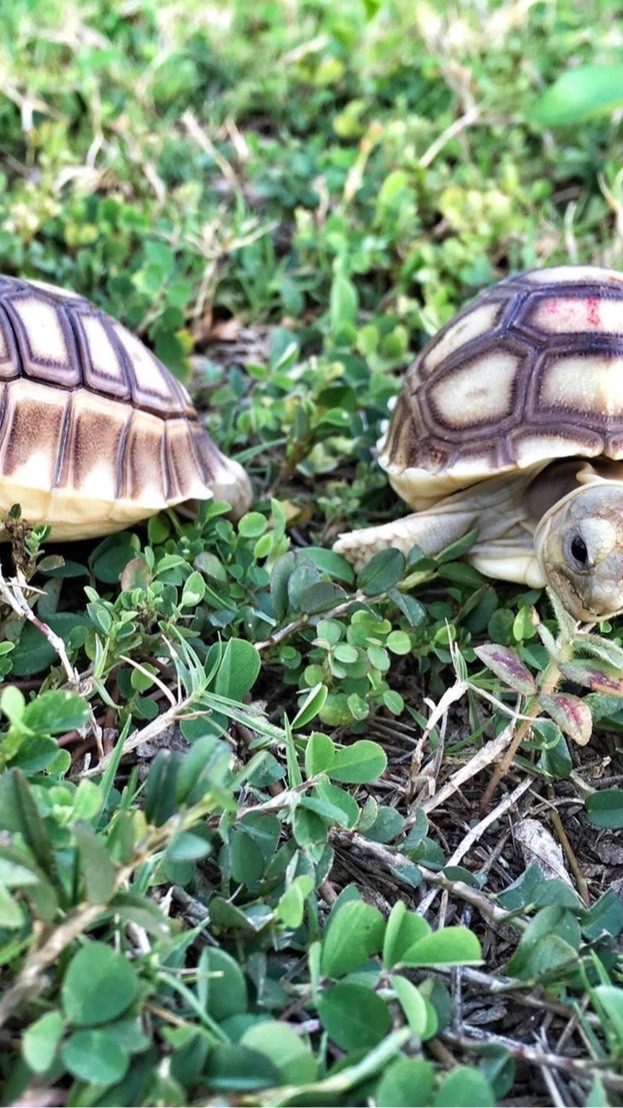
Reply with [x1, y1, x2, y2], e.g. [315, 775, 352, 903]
[3, 291, 82, 387]
[71, 309, 132, 402]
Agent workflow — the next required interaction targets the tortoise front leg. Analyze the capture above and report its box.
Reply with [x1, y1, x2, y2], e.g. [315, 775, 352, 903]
[333, 506, 478, 572]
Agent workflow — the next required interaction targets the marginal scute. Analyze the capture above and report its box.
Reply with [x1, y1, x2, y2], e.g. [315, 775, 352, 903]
[72, 310, 132, 401]
[61, 391, 131, 499]
[511, 431, 605, 468]
[0, 379, 70, 488]
[121, 410, 169, 507]
[0, 307, 19, 380]
[165, 420, 207, 501]
[112, 322, 192, 417]
[4, 294, 82, 387]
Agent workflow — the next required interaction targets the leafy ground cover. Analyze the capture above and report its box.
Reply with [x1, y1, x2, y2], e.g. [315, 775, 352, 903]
[2, 0, 623, 1104]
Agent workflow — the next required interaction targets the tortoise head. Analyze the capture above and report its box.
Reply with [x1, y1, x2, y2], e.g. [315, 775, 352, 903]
[535, 482, 623, 620]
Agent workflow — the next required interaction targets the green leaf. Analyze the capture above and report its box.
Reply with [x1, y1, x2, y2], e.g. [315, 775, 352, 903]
[194, 551, 227, 582]
[0, 846, 57, 922]
[305, 731, 335, 776]
[144, 751, 182, 826]
[239, 811, 281, 861]
[330, 273, 359, 330]
[277, 875, 315, 928]
[531, 64, 623, 125]
[229, 829, 265, 882]
[330, 740, 387, 783]
[0, 885, 24, 928]
[585, 790, 623, 829]
[317, 981, 390, 1050]
[321, 900, 385, 976]
[62, 943, 139, 1026]
[22, 1010, 64, 1074]
[166, 829, 213, 862]
[205, 1043, 278, 1090]
[386, 630, 412, 654]
[376, 1058, 435, 1107]
[300, 580, 347, 612]
[302, 782, 359, 828]
[181, 569, 206, 606]
[496, 861, 546, 910]
[241, 1022, 318, 1083]
[212, 638, 261, 700]
[197, 947, 248, 1021]
[238, 511, 268, 538]
[506, 907, 581, 979]
[74, 824, 116, 903]
[400, 927, 482, 968]
[363, 804, 405, 843]
[90, 532, 138, 584]
[390, 974, 432, 1038]
[383, 901, 430, 968]
[292, 683, 329, 729]
[387, 587, 425, 627]
[1, 685, 25, 724]
[23, 690, 90, 735]
[293, 807, 328, 851]
[109, 893, 171, 938]
[357, 549, 406, 595]
[270, 552, 296, 621]
[301, 546, 356, 583]
[0, 769, 55, 877]
[434, 1066, 495, 1107]
[61, 1028, 129, 1085]
[175, 734, 231, 806]
[592, 986, 623, 1048]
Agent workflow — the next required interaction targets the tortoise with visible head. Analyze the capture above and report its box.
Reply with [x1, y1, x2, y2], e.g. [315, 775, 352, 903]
[334, 265, 623, 621]
[0, 275, 252, 540]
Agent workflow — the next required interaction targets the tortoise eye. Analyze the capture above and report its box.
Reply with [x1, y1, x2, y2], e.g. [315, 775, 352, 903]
[570, 534, 589, 567]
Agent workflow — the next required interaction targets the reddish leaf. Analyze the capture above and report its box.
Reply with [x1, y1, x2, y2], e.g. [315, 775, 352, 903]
[539, 693, 593, 746]
[560, 661, 623, 697]
[120, 558, 152, 592]
[474, 645, 536, 696]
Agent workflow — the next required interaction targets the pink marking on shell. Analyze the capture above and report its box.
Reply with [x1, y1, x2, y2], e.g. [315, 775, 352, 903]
[586, 296, 601, 327]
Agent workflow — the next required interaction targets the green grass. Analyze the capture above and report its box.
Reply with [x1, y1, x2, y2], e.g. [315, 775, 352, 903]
[2, 1, 623, 1104]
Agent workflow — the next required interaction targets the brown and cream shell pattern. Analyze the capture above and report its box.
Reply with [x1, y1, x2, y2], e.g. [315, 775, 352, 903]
[0, 276, 251, 539]
[381, 265, 623, 508]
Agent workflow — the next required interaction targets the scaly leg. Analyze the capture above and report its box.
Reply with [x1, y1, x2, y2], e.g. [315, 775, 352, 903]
[333, 506, 478, 572]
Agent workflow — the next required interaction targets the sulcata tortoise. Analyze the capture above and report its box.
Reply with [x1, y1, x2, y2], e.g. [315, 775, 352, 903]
[334, 265, 623, 621]
[0, 275, 252, 540]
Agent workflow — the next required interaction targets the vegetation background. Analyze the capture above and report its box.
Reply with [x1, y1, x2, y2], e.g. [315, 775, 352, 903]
[2, 0, 623, 1104]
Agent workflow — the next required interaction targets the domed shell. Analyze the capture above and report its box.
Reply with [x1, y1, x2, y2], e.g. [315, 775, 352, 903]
[379, 265, 623, 509]
[0, 275, 251, 539]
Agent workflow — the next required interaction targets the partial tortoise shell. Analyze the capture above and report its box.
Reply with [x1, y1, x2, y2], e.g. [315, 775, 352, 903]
[0, 275, 251, 540]
[380, 265, 623, 508]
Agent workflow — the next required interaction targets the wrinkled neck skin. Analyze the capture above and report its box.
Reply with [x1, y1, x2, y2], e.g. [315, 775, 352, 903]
[534, 475, 623, 621]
